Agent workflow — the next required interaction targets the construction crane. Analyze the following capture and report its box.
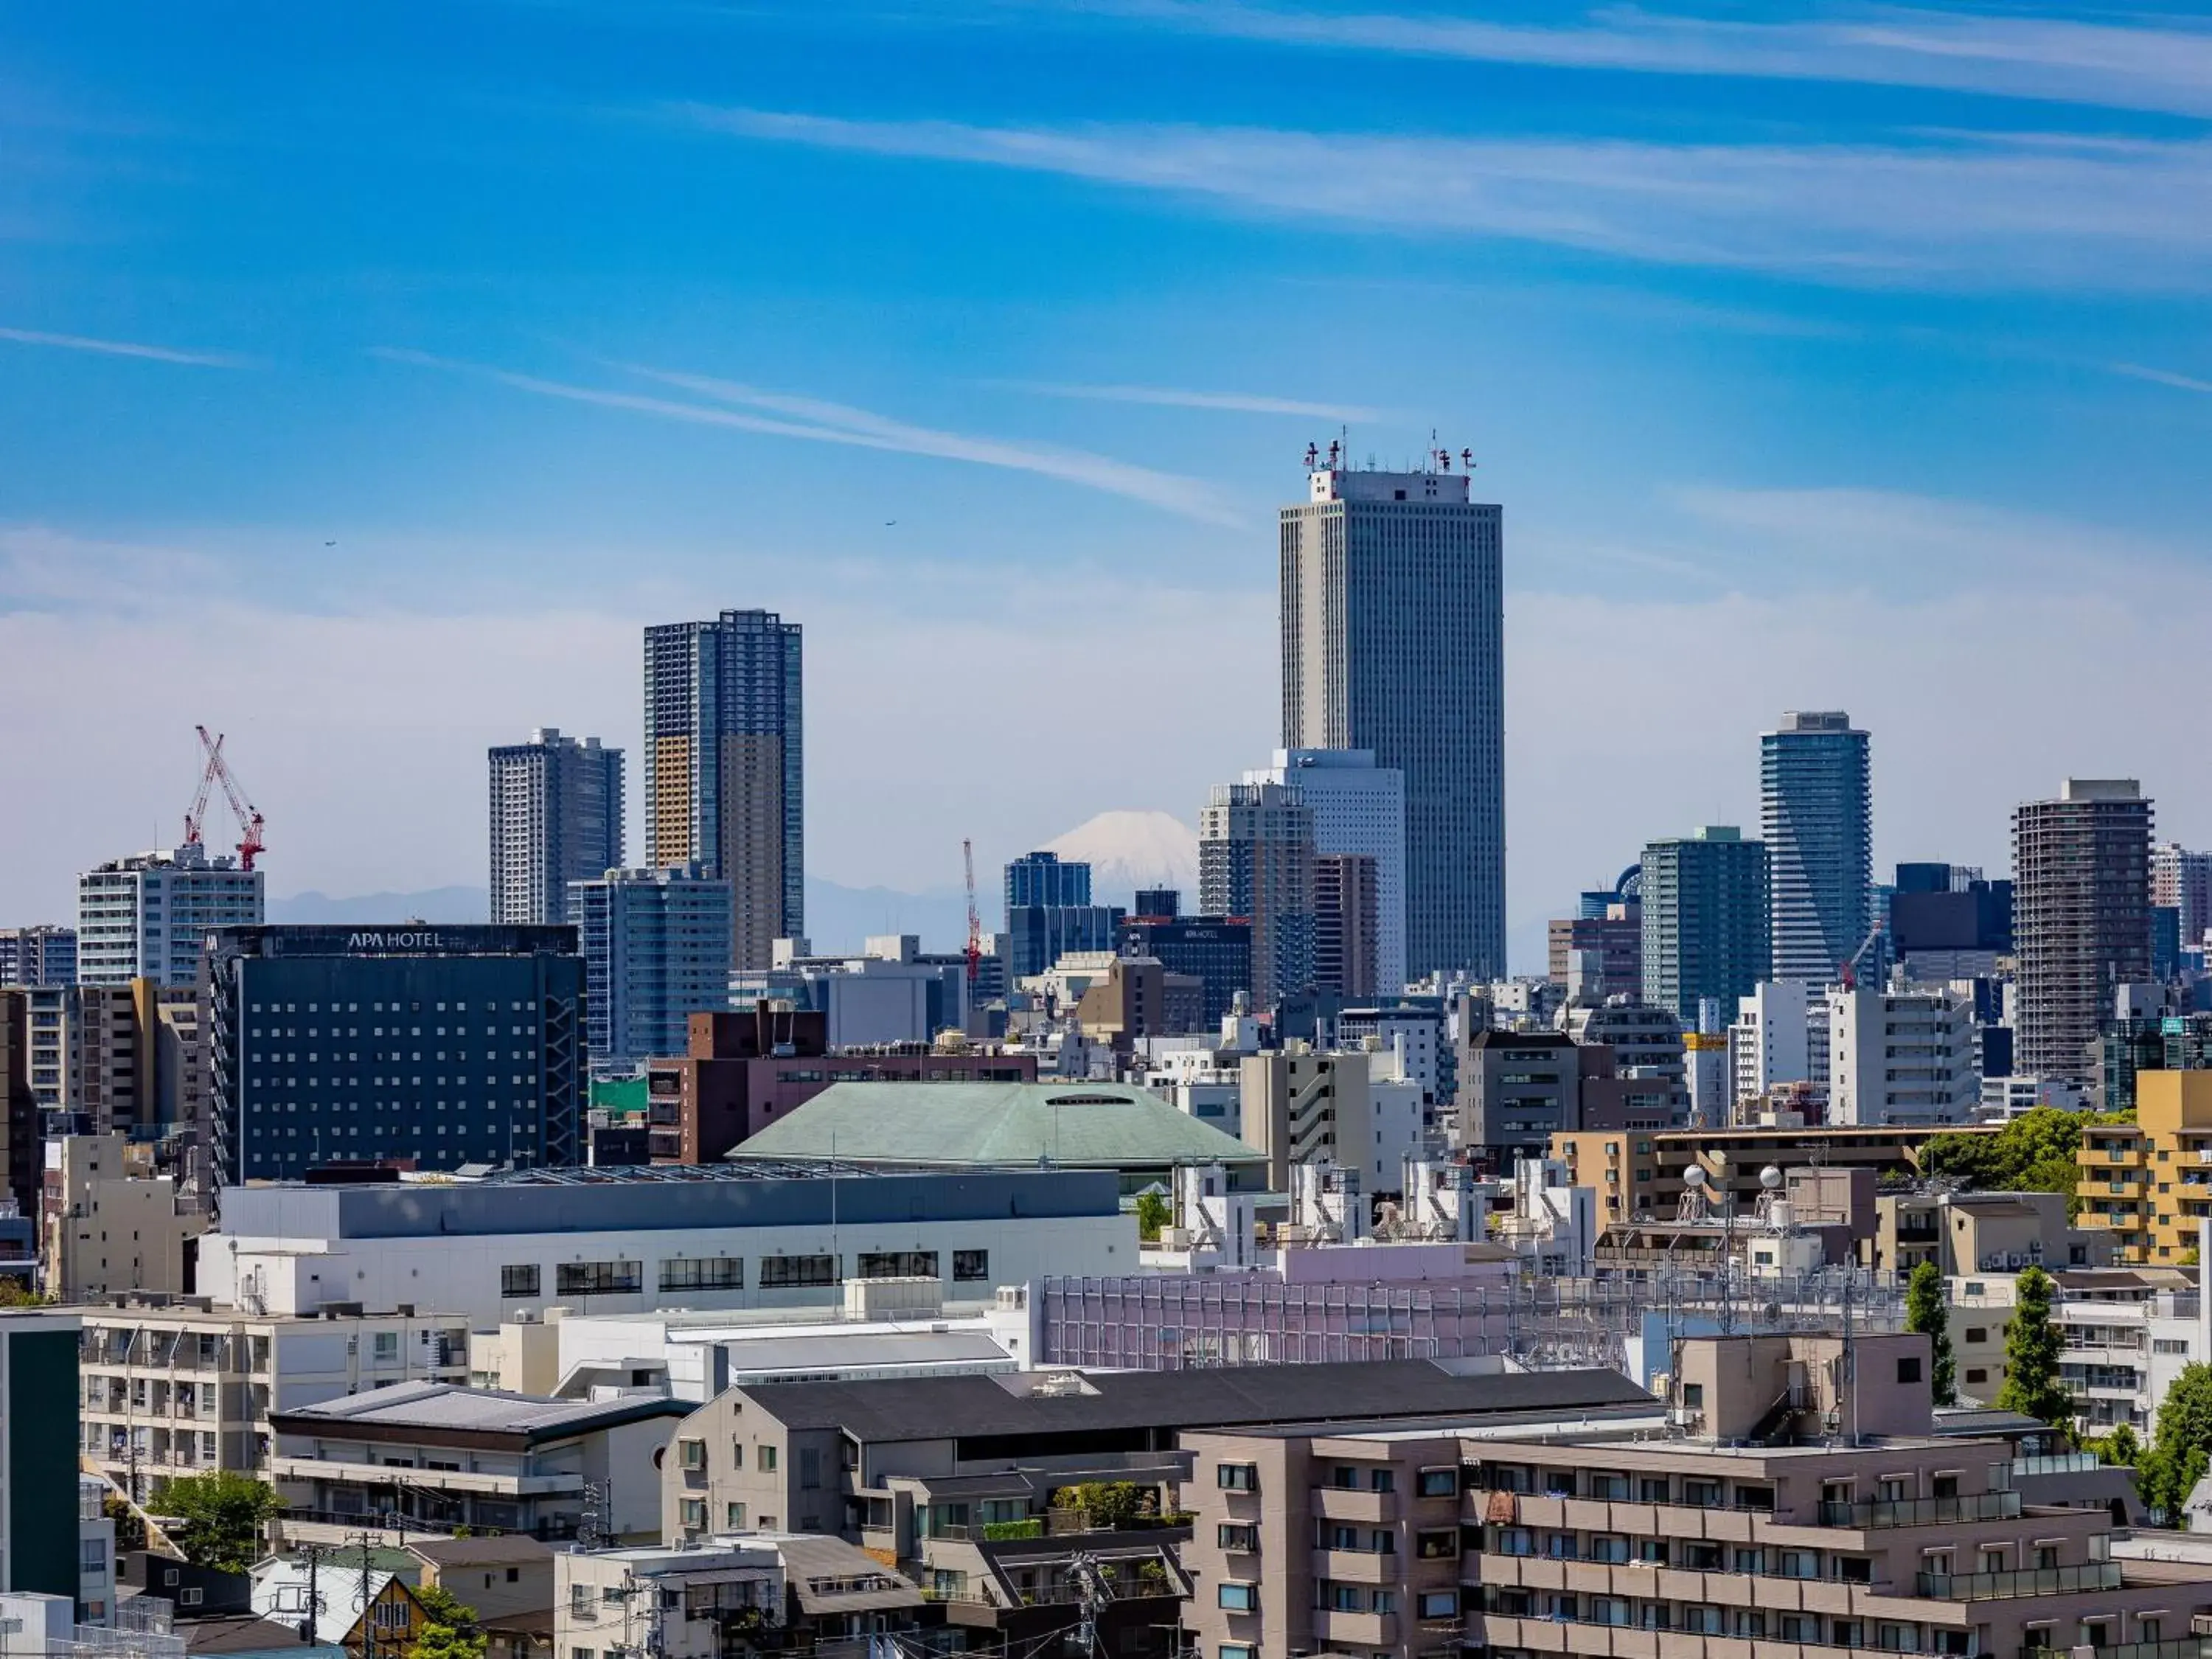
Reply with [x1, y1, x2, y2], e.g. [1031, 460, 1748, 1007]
[187, 726, 267, 870]
[1837, 921, 1886, 991]
[962, 838, 981, 986]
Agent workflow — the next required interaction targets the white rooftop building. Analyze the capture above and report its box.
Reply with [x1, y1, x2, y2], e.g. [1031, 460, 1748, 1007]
[77, 844, 262, 988]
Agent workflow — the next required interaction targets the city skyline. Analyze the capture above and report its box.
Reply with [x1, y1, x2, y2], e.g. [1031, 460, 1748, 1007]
[8, 4, 2212, 967]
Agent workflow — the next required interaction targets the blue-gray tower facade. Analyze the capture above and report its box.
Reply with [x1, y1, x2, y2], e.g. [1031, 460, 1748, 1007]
[1761, 710, 1872, 984]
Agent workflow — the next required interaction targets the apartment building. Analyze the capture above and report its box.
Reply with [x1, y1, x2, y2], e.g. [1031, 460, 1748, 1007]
[2078, 1071, 2212, 1263]
[1870, 1188, 2110, 1278]
[1827, 986, 1979, 1127]
[41, 1134, 205, 1303]
[1552, 1124, 1989, 1225]
[76, 1298, 470, 1500]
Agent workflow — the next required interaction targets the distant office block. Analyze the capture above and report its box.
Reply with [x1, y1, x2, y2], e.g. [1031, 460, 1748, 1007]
[1761, 711, 1872, 984]
[1281, 463, 1503, 977]
[489, 728, 626, 928]
[1132, 888, 1180, 920]
[2014, 779, 2153, 1082]
[1313, 852, 1380, 1001]
[643, 610, 803, 972]
[1004, 851, 1091, 911]
[1246, 749, 1406, 993]
[1116, 914, 1253, 1027]
[569, 866, 734, 1079]
[0, 927, 74, 988]
[204, 925, 586, 1183]
[1002, 852, 1117, 982]
[2154, 842, 2212, 949]
[1198, 780, 1315, 1008]
[79, 844, 262, 988]
[1640, 827, 1771, 1023]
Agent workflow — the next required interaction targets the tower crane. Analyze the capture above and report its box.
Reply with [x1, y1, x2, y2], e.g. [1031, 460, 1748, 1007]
[1837, 921, 1886, 991]
[187, 726, 267, 870]
[962, 838, 981, 986]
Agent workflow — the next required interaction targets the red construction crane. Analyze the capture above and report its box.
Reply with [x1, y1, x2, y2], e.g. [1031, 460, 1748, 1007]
[962, 838, 982, 986]
[189, 726, 267, 870]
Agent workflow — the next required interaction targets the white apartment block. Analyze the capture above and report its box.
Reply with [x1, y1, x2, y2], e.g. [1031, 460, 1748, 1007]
[1727, 979, 1827, 1115]
[1826, 986, 1978, 1127]
[77, 1298, 470, 1500]
[1247, 749, 1408, 993]
[77, 845, 262, 989]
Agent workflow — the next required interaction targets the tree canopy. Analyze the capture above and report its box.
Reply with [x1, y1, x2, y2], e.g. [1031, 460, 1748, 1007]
[2138, 1363, 2212, 1526]
[1994, 1266, 2072, 1433]
[1921, 1107, 2126, 1211]
[1905, 1262, 1957, 1405]
[411, 1584, 486, 1659]
[156, 1472, 279, 1574]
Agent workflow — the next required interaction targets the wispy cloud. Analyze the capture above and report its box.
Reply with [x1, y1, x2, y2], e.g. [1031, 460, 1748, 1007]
[986, 379, 1381, 421]
[2112, 361, 2212, 395]
[684, 105, 2212, 290]
[1084, 2, 2212, 120]
[374, 349, 1234, 524]
[0, 324, 252, 369]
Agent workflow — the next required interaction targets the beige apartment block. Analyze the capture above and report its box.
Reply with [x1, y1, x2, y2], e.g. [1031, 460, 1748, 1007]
[42, 1133, 206, 1303]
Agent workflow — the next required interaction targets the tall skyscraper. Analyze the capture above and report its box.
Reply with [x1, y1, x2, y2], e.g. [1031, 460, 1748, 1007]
[78, 844, 262, 988]
[1198, 780, 1315, 1008]
[1761, 710, 1872, 984]
[1312, 852, 1380, 1001]
[2153, 842, 2212, 950]
[2014, 779, 2153, 1082]
[643, 610, 803, 971]
[1281, 462, 1504, 978]
[1002, 852, 1119, 983]
[1640, 827, 1772, 1023]
[489, 728, 626, 928]
[1245, 748, 1407, 993]
[0, 926, 75, 987]
[568, 866, 734, 1079]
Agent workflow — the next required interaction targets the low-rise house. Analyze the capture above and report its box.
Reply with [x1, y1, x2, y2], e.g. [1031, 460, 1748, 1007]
[405, 1537, 554, 1659]
[248, 1562, 422, 1658]
[268, 1382, 688, 1545]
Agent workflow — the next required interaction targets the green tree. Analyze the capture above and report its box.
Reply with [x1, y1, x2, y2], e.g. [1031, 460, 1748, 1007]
[2095, 1422, 2141, 1470]
[1054, 1481, 1152, 1530]
[1994, 1266, 2073, 1433]
[156, 1471, 279, 1573]
[2138, 1363, 2212, 1525]
[411, 1585, 486, 1659]
[1905, 1262, 1957, 1405]
[1133, 1191, 1171, 1243]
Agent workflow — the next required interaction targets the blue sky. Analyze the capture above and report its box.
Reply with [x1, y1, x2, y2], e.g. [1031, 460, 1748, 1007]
[6, 1, 2212, 966]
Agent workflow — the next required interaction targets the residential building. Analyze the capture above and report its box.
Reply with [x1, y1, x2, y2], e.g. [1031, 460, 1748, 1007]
[1553, 1122, 1991, 1225]
[201, 923, 588, 1183]
[41, 1134, 204, 1303]
[1338, 1000, 1449, 1109]
[1548, 903, 1641, 1004]
[1728, 979, 1824, 1119]
[554, 1534, 923, 1659]
[268, 1380, 687, 1544]
[1871, 1188, 2107, 1277]
[1312, 852, 1380, 1001]
[1115, 914, 1252, 1027]
[568, 866, 733, 1079]
[2077, 1070, 2212, 1263]
[1198, 779, 1315, 1008]
[1246, 749, 1408, 992]
[663, 1362, 1642, 1654]
[248, 1562, 422, 1656]
[1281, 462, 1505, 978]
[1458, 1030, 1579, 1166]
[0, 1310, 83, 1603]
[1683, 1028, 1730, 1128]
[639, 1006, 1034, 1164]
[1464, 1330, 2202, 1659]
[1068, 956, 1205, 1043]
[642, 609, 804, 971]
[405, 1535, 554, 1659]
[2014, 779, 2154, 1082]
[1568, 1001, 1687, 1125]
[1236, 1047, 1420, 1194]
[1826, 985, 1978, 1127]
[488, 729, 626, 929]
[734, 1079, 1266, 1196]
[195, 1164, 1132, 1326]
[78, 846, 262, 990]
[77, 1298, 471, 1500]
[1761, 709, 1874, 984]
[735, 936, 969, 1049]
[0, 927, 75, 988]
[0, 995, 37, 1222]
[2154, 841, 2212, 948]
[1638, 827, 1771, 1022]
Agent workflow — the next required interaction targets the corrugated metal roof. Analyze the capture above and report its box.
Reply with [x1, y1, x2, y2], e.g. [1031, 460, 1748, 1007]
[274, 1380, 688, 1440]
[728, 1082, 1265, 1169]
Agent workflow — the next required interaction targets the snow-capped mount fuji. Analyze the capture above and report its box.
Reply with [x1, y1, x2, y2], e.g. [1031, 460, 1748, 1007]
[1043, 810, 1199, 907]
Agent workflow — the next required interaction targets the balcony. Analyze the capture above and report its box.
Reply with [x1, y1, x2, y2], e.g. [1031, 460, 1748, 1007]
[1816, 1492, 2021, 1528]
[1313, 1548, 1399, 1584]
[1918, 1562, 2123, 1600]
[1313, 1486, 1398, 1523]
[1473, 1610, 1947, 1659]
[2008, 1452, 2100, 1478]
[1312, 1608, 1397, 1647]
[2022, 1643, 2212, 1659]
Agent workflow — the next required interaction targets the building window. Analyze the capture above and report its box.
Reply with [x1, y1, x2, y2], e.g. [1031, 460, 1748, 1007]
[858, 1251, 938, 1279]
[1897, 1357, 1922, 1384]
[1418, 1590, 1459, 1621]
[1216, 1584, 1256, 1613]
[501, 1265, 540, 1298]
[678, 1439, 706, 1471]
[1416, 1530, 1457, 1560]
[679, 1500, 705, 1532]
[555, 1261, 642, 1296]
[759, 1445, 778, 1472]
[372, 1332, 399, 1363]
[1417, 1467, 1458, 1498]
[726, 1503, 746, 1528]
[759, 1254, 838, 1289]
[1217, 1523, 1258, 1552]
[658, 1257, 743, 1292]
[1217, 1463, 1257, 1492]
[1220, 1648, 1256, 1659]
[953, 1250, 989, 1281]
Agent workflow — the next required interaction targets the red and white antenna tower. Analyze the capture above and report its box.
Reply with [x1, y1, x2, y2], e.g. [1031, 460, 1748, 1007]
[190, 726, 267, 870]
[962, 838, 982, 986]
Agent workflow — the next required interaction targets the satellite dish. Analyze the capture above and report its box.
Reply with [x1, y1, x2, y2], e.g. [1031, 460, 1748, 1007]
[1683, 1166, 1708, 1189]
[1760, 1164, 1784, 1190]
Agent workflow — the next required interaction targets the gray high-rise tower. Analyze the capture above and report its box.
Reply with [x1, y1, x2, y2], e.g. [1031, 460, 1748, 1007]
[488, 728, 627, 928]
[643, 609, 804, 971]
[1281, 462, 1504, 978]
[2014, 778, 2153, 1083]
[1761, 710, 1873, 984]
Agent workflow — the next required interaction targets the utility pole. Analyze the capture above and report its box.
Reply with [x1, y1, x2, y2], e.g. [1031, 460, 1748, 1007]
[299, 1544, 325, 1646]
[355, 1529, 377, 1659]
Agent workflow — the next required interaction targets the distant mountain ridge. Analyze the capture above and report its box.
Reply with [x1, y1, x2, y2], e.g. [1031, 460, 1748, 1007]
[270, 886, 490, 925]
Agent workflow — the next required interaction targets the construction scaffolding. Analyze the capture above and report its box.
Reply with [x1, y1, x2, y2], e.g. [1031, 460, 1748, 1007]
[1034, 1266, 1908, 1375]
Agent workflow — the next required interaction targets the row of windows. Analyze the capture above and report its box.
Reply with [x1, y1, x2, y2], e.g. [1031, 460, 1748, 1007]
[497, 1250, 991, 1298]
[251, 1002, 529, 1014]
